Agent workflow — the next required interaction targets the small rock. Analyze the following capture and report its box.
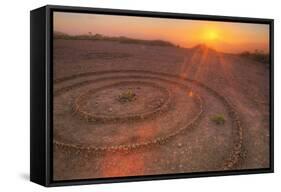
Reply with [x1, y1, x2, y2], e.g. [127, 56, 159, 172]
[177, 143, 183, 148]
[108, 108, 113, 112]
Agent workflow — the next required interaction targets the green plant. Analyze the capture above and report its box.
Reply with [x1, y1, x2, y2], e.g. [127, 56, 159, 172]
[210, 114, 226, 125]
[118, 89, 136, 103]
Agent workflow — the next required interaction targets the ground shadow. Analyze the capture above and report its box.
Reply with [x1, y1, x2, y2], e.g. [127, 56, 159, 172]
[19, 173, 29, 181]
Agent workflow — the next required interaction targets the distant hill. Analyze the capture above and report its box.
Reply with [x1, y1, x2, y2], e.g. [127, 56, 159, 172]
[191, 44, 217, 52]
[54, 31, 70, 38]
[53, 32, 175, 47]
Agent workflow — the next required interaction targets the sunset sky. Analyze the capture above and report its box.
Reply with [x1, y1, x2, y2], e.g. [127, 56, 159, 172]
[54, 12, 269, 53]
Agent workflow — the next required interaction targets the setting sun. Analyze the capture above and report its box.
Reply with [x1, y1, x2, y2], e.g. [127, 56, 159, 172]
[202, 29, 220, 43]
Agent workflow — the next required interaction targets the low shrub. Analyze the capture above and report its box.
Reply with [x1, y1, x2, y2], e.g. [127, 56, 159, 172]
[210, 114, 226, 125]
[239, 50, 269, 66]
[118, 89, 136, 103]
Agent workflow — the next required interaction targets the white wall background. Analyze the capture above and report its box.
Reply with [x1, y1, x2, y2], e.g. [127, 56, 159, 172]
[0, 0, 279, 191]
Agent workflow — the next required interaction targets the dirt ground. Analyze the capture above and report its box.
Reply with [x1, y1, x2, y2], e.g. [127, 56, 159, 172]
[53, 39, 270, 180]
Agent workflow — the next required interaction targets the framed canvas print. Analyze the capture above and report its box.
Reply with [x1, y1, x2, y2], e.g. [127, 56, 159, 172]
[30, 5, 274, 187]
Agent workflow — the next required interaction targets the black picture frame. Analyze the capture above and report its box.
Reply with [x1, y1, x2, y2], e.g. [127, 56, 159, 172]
[30, 4, 274, 187]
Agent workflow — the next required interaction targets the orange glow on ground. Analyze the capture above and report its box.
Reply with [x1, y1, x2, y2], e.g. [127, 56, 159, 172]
[100, 150, 145, 177]
[188, 91, 194, 97]
[100, 122, 160, 178]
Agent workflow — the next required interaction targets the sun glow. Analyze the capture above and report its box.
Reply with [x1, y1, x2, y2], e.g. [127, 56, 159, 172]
[202, 29, 220, 42]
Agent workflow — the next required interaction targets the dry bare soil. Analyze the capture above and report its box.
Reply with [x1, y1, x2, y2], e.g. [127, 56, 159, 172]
[53, 39, 270, 180]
